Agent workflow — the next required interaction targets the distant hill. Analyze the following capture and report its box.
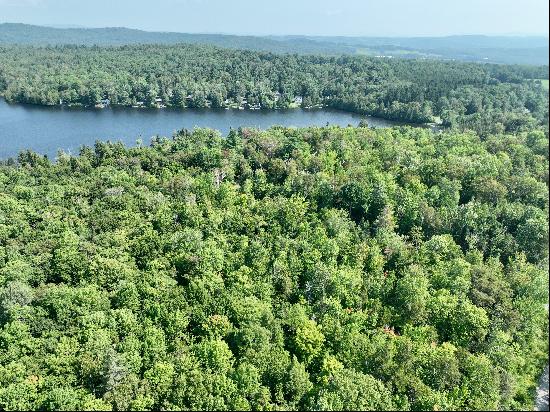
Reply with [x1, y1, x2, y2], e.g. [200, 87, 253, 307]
[0, 23, 548, 65]
[302, 34, 549, 49]
[0, 23, 356, 55]
[299, 34, 549, 65]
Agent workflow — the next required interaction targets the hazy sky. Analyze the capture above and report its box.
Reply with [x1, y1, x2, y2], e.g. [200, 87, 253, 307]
[1, 0, 548, 36]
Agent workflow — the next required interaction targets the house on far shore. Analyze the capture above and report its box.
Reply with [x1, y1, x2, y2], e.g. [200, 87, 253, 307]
[95, 98, 110, 109]
[294, 96, 303, 105]
[154, 98, 166, 108]
[155, 97, 166, 109]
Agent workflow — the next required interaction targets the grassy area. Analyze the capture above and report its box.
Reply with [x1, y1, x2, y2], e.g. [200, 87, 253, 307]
[540, 79, 549, 90]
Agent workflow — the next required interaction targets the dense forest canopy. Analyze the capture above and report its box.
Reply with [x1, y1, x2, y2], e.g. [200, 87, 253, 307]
[0, 124, 548, 410]
[0, 29, 548, 411]
[1, 23, 548, 65]
[0, 44, 548, 135]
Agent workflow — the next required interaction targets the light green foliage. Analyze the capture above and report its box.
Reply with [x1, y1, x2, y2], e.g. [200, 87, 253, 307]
[312, 368, 394, 411]
[294, 320, 325, 365]
[0, 125, 547, 410]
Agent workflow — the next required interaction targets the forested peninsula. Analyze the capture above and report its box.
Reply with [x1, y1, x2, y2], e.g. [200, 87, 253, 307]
[0, 124, 548, 410]
[0, 44, 548, 135]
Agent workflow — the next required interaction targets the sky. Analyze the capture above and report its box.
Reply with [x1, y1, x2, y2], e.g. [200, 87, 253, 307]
[0, 0, 548, 37]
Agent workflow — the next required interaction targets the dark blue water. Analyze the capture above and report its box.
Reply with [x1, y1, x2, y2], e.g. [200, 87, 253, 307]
[0, 99, 402, 159]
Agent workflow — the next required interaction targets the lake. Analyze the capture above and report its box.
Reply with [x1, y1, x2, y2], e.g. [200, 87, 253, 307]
[0, 98, 408, 159]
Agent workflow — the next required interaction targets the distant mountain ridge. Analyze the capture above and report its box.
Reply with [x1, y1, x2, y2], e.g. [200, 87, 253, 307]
[300, 34, 549, 49]
[0, 23, 357, 55]
[0, 23, 548, 65]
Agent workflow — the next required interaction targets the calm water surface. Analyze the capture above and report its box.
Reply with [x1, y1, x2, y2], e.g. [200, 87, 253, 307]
[0, 99, 405, 159]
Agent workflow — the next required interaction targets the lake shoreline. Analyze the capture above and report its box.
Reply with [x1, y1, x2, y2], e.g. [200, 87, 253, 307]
[2, 98, 436, 160]
[0, 97, 437, 127]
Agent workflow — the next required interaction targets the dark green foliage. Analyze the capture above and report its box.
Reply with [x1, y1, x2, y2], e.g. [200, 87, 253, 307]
[0, 125, 548, 410]
[0, 43, 547, 133]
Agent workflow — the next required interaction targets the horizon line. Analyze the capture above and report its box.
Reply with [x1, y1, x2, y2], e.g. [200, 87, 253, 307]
[2, 22, 549, 39]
